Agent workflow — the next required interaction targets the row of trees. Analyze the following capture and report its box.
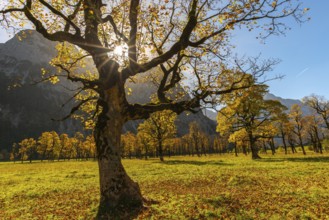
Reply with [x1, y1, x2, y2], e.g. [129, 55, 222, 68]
[11, 94, 329, 163]
[122, 118, 220, 161]
[10, 122, 214, 163]
[122, 103, 329, 161]
[216, 78, 329, 159]
[10, 110, 232, 163]
[10, 131, 96, 163]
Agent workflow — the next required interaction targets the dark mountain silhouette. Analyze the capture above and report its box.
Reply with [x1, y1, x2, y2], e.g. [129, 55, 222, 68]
[0, 30, 216, 151]
[0, 31, 82, 151]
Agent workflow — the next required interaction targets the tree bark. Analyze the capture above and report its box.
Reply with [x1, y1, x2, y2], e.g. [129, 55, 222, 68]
[234, 142, 238, 157]
[298, 134, 306, 155]
[158, 141, 164, 162]
[250, 145, 261, 159]
[314, 127, 323, 154]
[262, 141, 267, 154]
[95, 85, 143, 219]
[242, 145, 247, 155]
[201, 143, 207, 156]
[248, 130, 261, 159]
[287, 136, 296, 153]
[144, 145, 148, 160]
[269, 138, 276, 155]
[281, 130, 288, 155]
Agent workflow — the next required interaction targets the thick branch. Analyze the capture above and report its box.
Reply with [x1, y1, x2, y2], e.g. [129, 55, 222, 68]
[54, 63, 100, 89]
[52, 97, 97, 121]
[126, 98, 200, 121]
[121, 0, 198, 80]
[20, 1, 91, 51]
[157, 54, 184, 103]
[0, 8, 24, 14]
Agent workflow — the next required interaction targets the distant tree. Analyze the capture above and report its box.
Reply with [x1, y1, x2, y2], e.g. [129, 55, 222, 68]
[59, 133, 69, 161]
[37, 132, 53, 161]
[274, 112, 290, 154]
[10, 143, 19, 163]
[137, 131, 152, 160]
[170, 138, 182, 156]
[138, 110, 176, 161]
[213, 136, 220, 154]
[83, 135, 96, 160]
[66, 137, 78, 160]
[18, 138, 37, 163]
[289, 104, 306, 155]
[261, 123, 278, 155]
[286, 122, 298, 154]
[213, 133, 229, 154]
[49, 131, 61, 160]
[189, 122, 203, 157]
[182, 134, 193, 156]
[121, 132, 137, 159]
[73, 132, 85, 160]
[303, 95, 329, 130]
[217, 79, 286, 159]
[303, 115, 323, 154]
[199, 132, 209, 156]
[228, 129, 248, 156]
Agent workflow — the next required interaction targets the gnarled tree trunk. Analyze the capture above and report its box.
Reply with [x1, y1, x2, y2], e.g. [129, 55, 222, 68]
[234, 142, 238, 157]
[158, 141, 164, 162]
[94, 84, 143, 219]
[281, 130, 288, 155]
[247, 130, 261, 160]
[298, 134, 306, 155]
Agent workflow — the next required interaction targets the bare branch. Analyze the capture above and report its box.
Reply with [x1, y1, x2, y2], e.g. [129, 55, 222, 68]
[128, 0, 140, 69]
[121, 0, 199, 80]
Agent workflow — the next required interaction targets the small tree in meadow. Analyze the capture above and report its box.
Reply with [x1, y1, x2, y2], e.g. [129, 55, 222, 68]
[138, 110, 177, 161]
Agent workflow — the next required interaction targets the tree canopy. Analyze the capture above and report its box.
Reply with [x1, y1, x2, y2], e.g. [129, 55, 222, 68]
[0, 0, 307, 122]
[217, 80, 286, 159]
[137, 110, 177, 161]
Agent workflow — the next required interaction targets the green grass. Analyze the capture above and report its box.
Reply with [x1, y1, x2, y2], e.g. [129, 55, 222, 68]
[1, 153, 329, 219]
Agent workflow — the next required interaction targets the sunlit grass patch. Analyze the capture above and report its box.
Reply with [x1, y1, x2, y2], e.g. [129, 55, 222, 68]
[1, 153, 329, 219]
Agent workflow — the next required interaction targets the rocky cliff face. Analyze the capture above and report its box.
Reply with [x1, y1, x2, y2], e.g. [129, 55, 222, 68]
[0, 30, 216, 151]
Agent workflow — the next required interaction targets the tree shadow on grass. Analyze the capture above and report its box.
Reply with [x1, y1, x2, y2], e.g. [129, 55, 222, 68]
[156, 160, 234, 166]
[259, 156, 329, 163]
[204, 196, 252, 219]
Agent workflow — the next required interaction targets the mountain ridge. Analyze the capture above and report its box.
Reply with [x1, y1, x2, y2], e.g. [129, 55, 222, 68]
[202, 93, 312, 122]
[264, 93, 312, 115]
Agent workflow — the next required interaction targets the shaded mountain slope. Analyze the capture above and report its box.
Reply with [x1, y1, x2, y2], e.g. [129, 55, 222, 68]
[0, 30, 216, 151]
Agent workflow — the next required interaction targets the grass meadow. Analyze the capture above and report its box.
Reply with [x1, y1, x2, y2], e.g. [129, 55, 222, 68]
[1, 153, 329, 219]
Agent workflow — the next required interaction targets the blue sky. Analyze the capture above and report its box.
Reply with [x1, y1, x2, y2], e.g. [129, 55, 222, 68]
[0, 0, 328, 100]
[231, 0, 329, 100]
